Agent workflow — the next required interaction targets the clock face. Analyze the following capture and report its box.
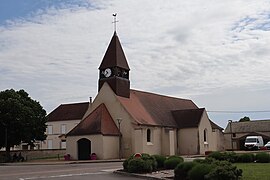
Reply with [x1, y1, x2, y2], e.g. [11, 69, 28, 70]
[103, 68, 112, 77]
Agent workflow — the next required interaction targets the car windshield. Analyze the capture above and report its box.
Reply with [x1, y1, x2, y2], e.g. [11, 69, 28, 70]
[245, 138, 257, 143]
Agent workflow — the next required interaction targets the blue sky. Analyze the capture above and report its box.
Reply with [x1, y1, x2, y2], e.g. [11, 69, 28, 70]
[1, 0, 270, 128]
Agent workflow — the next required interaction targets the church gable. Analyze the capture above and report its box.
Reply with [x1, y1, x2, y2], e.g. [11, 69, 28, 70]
[67, 103, 120, 136]
[172, 108, 205, 128]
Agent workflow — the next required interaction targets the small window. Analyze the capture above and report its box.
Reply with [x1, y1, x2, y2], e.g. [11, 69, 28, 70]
[47, 140, 53, 149]
[233, 133, 236, 137]
[47, 125, 53, 135]
[61, 140, 66, 149]
[61, 124, 66, 134]
[147, 129, 151, 142]
[204, 129, 207, 142]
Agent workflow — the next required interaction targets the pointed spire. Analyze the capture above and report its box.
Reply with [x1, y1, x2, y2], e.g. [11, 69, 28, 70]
[99, 32, 130, 70]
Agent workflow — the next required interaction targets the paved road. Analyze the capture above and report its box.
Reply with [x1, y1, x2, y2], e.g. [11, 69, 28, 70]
[0, 162, 141, 180]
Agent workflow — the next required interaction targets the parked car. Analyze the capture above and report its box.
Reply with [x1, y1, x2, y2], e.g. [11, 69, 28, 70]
[264, 141, 270, 150]
[244, 136, 264, 150]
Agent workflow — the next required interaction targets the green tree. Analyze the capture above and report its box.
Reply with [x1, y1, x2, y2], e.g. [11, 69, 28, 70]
[0, 89, 47, 161]
[239, 116, 250, 122]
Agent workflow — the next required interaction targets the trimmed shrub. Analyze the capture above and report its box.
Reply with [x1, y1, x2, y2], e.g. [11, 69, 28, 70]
[127, 158, 145, 173]
[188, 164, 213, 180]
[237, 153, 254, 163]
[123, 154, 135, 170]
[208, 151, 223, 160]
[152, 155, 166, 169]
[205, 161, 242, 180]
[164, 156, 184, 169]
[208, 151, 237, 163]
[124, 153, 158, 173]
[141, 153, 157, 171]
[174, 162, 196, 180]
[255, 152, 270, 163]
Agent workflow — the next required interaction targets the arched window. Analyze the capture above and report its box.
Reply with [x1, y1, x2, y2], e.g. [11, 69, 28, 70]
[147, 129, 151, 142]
[204, 129, 207, 142]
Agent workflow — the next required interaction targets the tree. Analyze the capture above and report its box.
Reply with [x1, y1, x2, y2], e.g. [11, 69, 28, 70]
[239, 116, 251, 122]
[0, 89, 47, 161]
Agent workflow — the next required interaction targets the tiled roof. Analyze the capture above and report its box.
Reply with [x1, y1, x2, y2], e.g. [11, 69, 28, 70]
[172, 108, 204, 128]
[99, 32, 130, 70]
[47, 102, 89, 122]
[117, 89, 199, 127]
[210, 120, 224, 130]
[67, 103, 120, 136]
[224, 119, 270, 133]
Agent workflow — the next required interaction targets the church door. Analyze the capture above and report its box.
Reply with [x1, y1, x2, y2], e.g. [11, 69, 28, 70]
[77, 138, 91, 160]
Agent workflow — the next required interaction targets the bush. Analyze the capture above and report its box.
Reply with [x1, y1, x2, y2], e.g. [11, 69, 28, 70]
[188, 164, 213, 180]
[141, 153, 157, 171]
[164, 156, 184, 169]
[174, 162, 196, 180]
[208, 151, 237, 163]
[205, 161, 242, 180]
[124, 153, 158, 173]
[123, 154, 134, 170]
[237, 153, 254, 163]
[255, 152, 270, 163]
[152, 155, 166, 169]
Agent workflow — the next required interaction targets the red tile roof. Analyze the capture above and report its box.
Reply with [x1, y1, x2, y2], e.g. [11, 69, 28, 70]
[67, 103, 120, 136]
[117, 90, 199, 127]
[47, 102, 89, 122]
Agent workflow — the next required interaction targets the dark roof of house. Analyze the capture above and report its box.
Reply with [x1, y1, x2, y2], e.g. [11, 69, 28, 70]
[224, 120, 270, 133]
[99, 32, 130, 70]
[47, 102, 89, 122]
[210, 120, 224, 130]
[117, 89, 199, 128]
[67, 103, 120, 136]
[172, 108, 205, 128]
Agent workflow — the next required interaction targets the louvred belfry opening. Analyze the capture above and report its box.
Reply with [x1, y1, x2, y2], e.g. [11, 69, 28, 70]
[98, 32, 130, 98]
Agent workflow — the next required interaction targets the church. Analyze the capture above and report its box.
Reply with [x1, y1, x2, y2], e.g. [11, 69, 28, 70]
[48, 30, 224, 160]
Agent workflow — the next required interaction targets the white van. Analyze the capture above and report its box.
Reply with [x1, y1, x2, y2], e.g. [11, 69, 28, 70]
[244, 136, 264, 150]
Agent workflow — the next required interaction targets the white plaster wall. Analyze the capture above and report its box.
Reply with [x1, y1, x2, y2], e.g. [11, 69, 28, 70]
[178, 128, 198, 155]
[45, 119, 80, 149]
[103, 136, 119, 159]
[161, 128, 170, 155]
[66, 135, 104, 160]
[142, 127, 162, 155]
[86, 83, 134, 158]
[198, 111, 226, 153]
[134, 129, 143, 153]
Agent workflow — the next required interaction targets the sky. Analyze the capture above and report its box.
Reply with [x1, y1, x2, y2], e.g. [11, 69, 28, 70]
[1, 0, 270, 128]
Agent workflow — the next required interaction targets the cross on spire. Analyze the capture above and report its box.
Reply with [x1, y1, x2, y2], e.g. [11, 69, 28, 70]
[112, 13, 118, 32]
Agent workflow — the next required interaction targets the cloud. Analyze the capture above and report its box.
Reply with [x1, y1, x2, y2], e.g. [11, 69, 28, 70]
[0, 0, 270, 127]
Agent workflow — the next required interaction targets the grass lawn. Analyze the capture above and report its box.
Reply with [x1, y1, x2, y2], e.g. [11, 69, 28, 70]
[235, 163, 270, 180]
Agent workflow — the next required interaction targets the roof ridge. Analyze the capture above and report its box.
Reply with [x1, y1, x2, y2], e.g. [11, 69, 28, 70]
[233, 119, 270, 123]
[60, 102, 89, 106]
[130, 89, 192, 102]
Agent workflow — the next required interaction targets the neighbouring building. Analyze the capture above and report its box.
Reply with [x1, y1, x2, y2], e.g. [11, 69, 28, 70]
[224, 119, 270, 150]
[61, 31, 225, 160]
[43, 102, 89, 149]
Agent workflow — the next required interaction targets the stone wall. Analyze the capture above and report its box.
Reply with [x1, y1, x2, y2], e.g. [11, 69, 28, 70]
[0, 149, 66, 161]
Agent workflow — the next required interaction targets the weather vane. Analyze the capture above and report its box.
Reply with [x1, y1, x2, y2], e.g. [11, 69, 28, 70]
[112, 13, 118, 32]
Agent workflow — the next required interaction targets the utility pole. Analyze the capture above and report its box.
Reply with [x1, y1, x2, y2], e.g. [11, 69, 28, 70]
[117, 118, 122, 159]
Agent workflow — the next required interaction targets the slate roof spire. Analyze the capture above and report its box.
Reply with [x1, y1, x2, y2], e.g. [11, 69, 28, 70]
[99, 32, 130, 70]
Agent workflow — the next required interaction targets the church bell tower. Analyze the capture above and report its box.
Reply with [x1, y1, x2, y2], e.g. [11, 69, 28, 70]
[98, 31, 130, 98]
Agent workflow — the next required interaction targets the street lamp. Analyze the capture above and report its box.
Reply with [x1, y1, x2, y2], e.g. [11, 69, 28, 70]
[117, 118, 122, 159]
[228, 120, 233, 150]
